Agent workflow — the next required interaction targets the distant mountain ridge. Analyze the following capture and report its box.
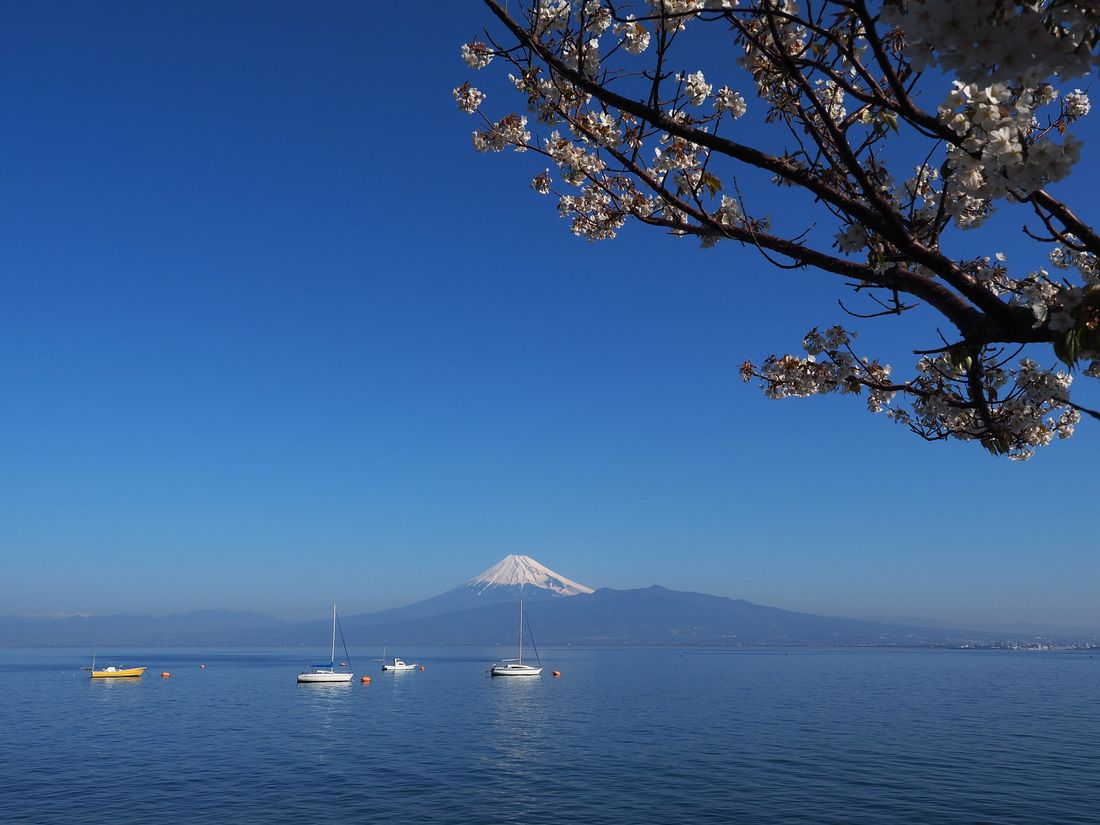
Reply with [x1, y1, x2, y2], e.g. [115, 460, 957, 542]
[3, 556, 1095, 647]
[0, 609, 286, 647]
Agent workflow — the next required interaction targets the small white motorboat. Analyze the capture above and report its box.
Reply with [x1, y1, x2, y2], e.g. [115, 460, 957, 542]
[382, 657, 418, 672]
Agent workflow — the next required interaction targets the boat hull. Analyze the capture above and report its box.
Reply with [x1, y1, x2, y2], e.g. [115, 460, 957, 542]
[297, 671, 354, 683]
[491, 664, 542, 677]
[90, 667, 146, 678]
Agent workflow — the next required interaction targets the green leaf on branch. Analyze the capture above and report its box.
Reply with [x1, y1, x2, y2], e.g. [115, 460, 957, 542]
[946, 344, 971, 373]
[981, 432, 1012, 456]
[1054, 327, 1082, 370]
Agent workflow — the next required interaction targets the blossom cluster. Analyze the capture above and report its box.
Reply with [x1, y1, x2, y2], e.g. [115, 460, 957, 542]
[939, 81, 1083, 220]
[558, 184, 627, 240]
[562, 36, 602, 77]
[714, 86, 747, 118]
[535, 0, 572, 34]
[744, 328, 1081, 460]
[572, 111, 621, 147]
[461, 41, 493, 70]
[615, 16, 651, 54]
[645, 0, 712, 32]
[545, 130, 607, 184]
[885, 0, 1100, 85]
[738, 0, 807, 108]
[472, 114, 531, 153]
[902, 354, 1078, 460]
[452, 82, 485, 114]
[1049, 240, 1099, 284]
[1064, 89, 1091, 121]
[742, 326, 897, 412]
[684, 71, 712, 106]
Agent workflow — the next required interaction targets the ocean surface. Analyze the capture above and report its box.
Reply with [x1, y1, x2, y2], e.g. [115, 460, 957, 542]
[3, 646, 1097, 824]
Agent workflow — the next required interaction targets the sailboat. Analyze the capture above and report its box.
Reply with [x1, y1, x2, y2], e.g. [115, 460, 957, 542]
[491, 599, 543, 677]
[297, 604, 354, 684]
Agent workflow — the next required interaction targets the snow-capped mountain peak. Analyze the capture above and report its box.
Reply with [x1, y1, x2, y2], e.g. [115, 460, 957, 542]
[466, 554, 594, 596]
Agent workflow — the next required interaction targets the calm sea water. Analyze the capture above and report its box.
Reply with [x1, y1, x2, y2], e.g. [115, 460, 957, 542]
[2, 646, 1097, 824]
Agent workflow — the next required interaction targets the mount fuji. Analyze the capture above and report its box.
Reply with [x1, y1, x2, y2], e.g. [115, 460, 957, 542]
[335, 554, 592, 634]
[466, 554, 593, 597]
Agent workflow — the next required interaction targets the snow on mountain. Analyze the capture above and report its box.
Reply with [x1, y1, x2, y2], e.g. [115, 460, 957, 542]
[466, 554, 594, 596]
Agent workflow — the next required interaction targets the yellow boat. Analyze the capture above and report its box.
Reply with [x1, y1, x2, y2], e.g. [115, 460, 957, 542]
[88, 654, 146, 678]
[91, 665, 147, 678]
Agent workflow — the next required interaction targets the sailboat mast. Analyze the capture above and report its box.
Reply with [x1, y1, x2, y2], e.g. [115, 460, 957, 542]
[518, 599, 524, 665]
[331, 603, 337, 666]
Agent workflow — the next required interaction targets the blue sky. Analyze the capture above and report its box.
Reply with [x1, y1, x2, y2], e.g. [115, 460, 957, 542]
[2, 1, 1097, 629]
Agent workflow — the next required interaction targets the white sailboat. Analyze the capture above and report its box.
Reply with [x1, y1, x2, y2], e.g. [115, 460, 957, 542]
[297, 603, 354, 684]
[491, 599, 543, 677]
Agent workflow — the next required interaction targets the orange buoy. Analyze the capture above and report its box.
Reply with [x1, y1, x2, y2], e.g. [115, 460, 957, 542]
[552, 671, 561, 677]
[361, 675, 371, 684]
[161, 672, 171, 678]
[419, 665, 426, 671]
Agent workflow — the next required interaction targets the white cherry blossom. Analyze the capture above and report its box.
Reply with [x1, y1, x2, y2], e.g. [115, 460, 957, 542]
[615, 16, 651, 54]
[714, 86, 747, 118]
[461, 41, 493, 70]
[684, 71, 712, 106]
[452, 82, 485, 114]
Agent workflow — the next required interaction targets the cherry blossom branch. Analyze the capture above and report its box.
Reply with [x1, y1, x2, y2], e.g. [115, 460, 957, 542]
[459, 0, 1099, 459]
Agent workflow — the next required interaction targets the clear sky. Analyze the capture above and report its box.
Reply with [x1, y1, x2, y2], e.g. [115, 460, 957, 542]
[2, 1, 1097, 630]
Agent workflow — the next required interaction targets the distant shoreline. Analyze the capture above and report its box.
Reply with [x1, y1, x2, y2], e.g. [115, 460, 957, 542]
[3, 642, 1097, 651]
